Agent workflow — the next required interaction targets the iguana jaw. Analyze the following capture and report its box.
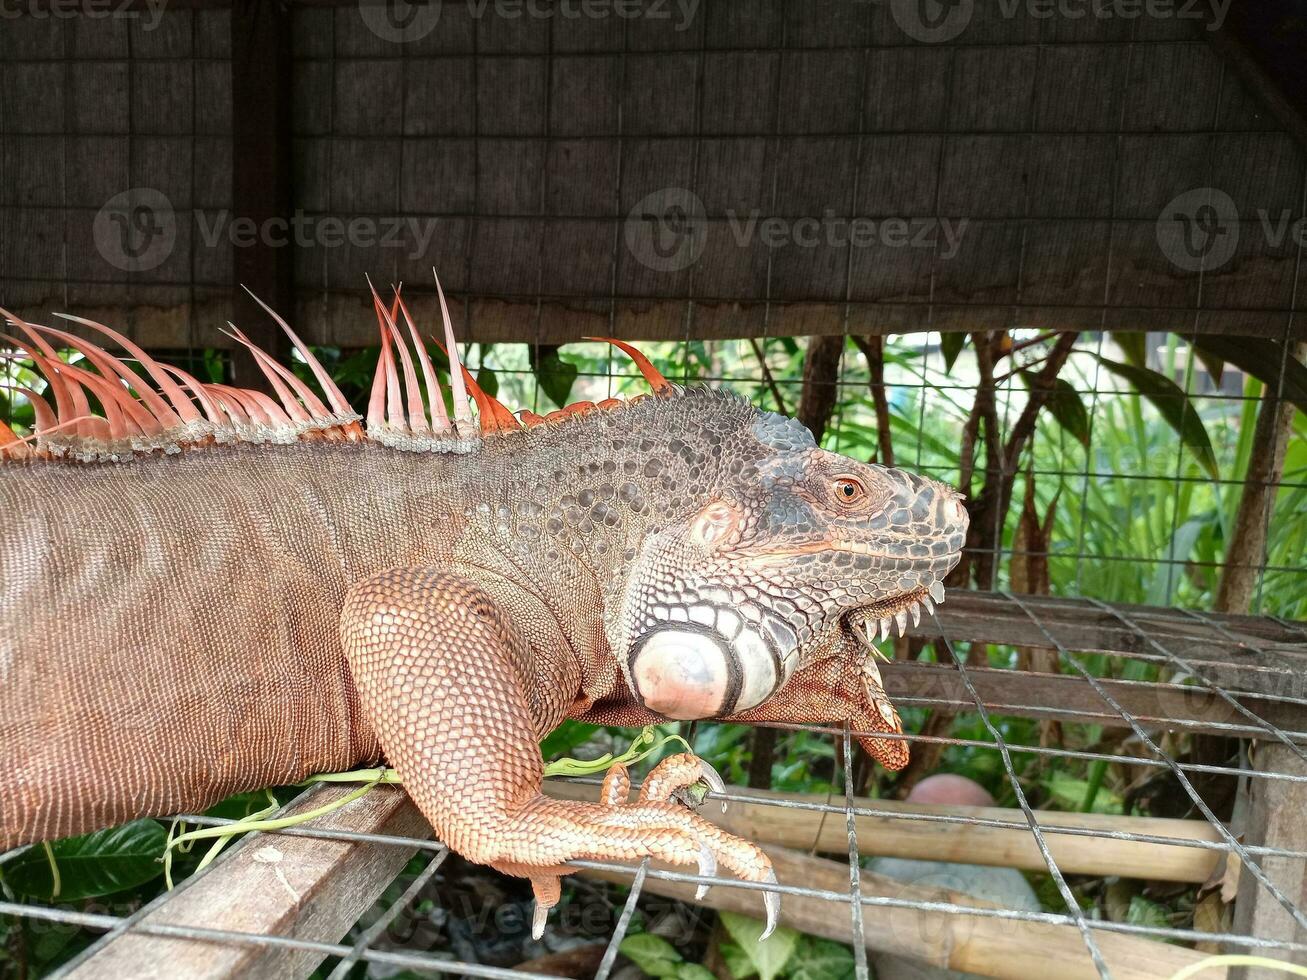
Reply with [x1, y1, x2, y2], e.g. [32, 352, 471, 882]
[737, 534, 958, 643]
[849, 580, 944, 645]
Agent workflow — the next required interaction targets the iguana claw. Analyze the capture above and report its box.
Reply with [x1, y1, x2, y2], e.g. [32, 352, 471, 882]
[760, 870, 781, 940]
[696, 841, 717, 900]
[532, 901, 548, 941]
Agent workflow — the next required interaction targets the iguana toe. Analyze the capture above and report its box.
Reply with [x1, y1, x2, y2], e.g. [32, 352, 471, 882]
[638, 752, 729, 813]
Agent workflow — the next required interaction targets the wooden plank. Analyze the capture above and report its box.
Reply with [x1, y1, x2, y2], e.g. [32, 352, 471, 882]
[928, 592, 1307, 671]
[580, 841, 1225, 980]
[881, 661, 1306, 742]
[229, 0, 292, 388]
[41, 292, 1307, 351]
[1231, 744, 1307, 979]
[62, 785, 430, 980]
[546, 781, 1225, 883]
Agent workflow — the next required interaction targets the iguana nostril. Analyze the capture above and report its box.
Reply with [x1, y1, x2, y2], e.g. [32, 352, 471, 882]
[950, 495, 968, 525]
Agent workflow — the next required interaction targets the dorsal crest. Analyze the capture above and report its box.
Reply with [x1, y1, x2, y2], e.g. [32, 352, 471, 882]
[0, 273, 671, 464]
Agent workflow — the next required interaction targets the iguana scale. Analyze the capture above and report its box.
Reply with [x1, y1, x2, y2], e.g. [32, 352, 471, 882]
[0, 282, 967, 936]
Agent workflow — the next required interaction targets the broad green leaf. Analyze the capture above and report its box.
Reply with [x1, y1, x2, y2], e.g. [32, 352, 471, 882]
[1115, 332, 1147, 368]
[1094, 356, 1219, 480]
[620, 933, 684, 978]
[719, 940, 757, 979]
[940, 332, 966, 374]
[677, 965, 717, 980]
[532, 345, 579, 409]
[1192, 336, 1307, 415]
[787, 938, 857, 980]
[719, 911, 799, 980]
[1041, 770, 1122, 814]
[1192, 344, 1224, 387]
[476, 365, 499, 399]
[3, 820, 166, 901]
[1023, 372, 1089, 447]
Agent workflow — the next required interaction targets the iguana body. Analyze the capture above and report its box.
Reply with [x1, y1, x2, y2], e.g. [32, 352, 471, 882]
[0, 288, 967, 934]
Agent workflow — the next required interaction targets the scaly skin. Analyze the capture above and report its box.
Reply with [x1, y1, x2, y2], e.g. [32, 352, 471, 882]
[1, 383, 966, 932]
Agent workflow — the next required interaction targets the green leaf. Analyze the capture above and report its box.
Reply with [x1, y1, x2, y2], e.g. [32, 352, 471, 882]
[1192, 336, 1307, 415]
[1127, 896, 1171, 929]
[1041, 770, 1122, 814]
[3, 820, 166, 901]
[719, 940, 758, 980]
[1023, 372, 1089, 447]
[718, 912, 799, 980]
[787, 938, 857, 980]
[677, 965, 717, 980]
[1115, 332, 1147, 368]
[940, 332, 966, 374]
[620, 933, 684, 978]
[475, 365, 498, 399]
[1094, 356, 1219, 480]
[532, 345, 579, 408]
[1192, 344, 1224, 388]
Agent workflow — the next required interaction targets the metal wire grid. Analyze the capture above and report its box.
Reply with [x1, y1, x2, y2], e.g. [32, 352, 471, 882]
[1, 598, 1303, 980]
[1, 8, 1305, 980]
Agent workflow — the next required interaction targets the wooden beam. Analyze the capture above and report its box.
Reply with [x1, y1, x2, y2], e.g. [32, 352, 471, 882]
[61, 785, 430, 980]
[229, 0, 293, 389]
[62, 293, 1307, 351]
[879, 661, 1306, 743]
[545, 781, 1225, 884]
[580, 842, 1225, 980]
[1231, 744, 1307, 979]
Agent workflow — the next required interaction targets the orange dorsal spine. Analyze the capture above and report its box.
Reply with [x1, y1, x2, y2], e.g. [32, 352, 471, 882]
[1, 281, 675, 462]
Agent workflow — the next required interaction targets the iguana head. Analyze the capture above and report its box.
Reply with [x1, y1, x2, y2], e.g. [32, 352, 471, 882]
[616, 406, 967, 723]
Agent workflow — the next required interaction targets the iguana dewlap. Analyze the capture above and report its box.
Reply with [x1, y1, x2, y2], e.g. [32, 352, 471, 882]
[0, 284, 967, 937]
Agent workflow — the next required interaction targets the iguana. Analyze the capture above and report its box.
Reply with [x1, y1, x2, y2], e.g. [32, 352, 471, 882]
[0, 281, 967, 938]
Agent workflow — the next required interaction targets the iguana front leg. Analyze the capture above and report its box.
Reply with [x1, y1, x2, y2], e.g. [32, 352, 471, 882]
[340, 567, 777, 936]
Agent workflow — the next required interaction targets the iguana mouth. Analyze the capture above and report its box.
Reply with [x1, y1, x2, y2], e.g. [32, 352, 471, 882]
[848, 577, 947, 645]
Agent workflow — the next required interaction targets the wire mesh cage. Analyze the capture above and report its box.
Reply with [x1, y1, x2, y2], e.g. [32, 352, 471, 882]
[2, 2, 1307, 979]
[3, 594, 1305, 978]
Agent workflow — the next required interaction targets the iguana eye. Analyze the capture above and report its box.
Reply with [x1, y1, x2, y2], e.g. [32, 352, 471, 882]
[833, 477, 865, 504]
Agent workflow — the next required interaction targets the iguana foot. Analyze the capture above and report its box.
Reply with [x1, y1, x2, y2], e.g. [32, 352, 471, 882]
[514, 754, 777, 939]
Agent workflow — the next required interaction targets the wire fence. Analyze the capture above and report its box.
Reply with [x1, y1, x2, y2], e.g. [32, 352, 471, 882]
[1, 4, 1305, 977]
[2, 593, 1303, 979]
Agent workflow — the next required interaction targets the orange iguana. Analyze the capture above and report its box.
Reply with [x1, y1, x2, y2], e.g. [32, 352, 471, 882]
[0, 280, 967, 937]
